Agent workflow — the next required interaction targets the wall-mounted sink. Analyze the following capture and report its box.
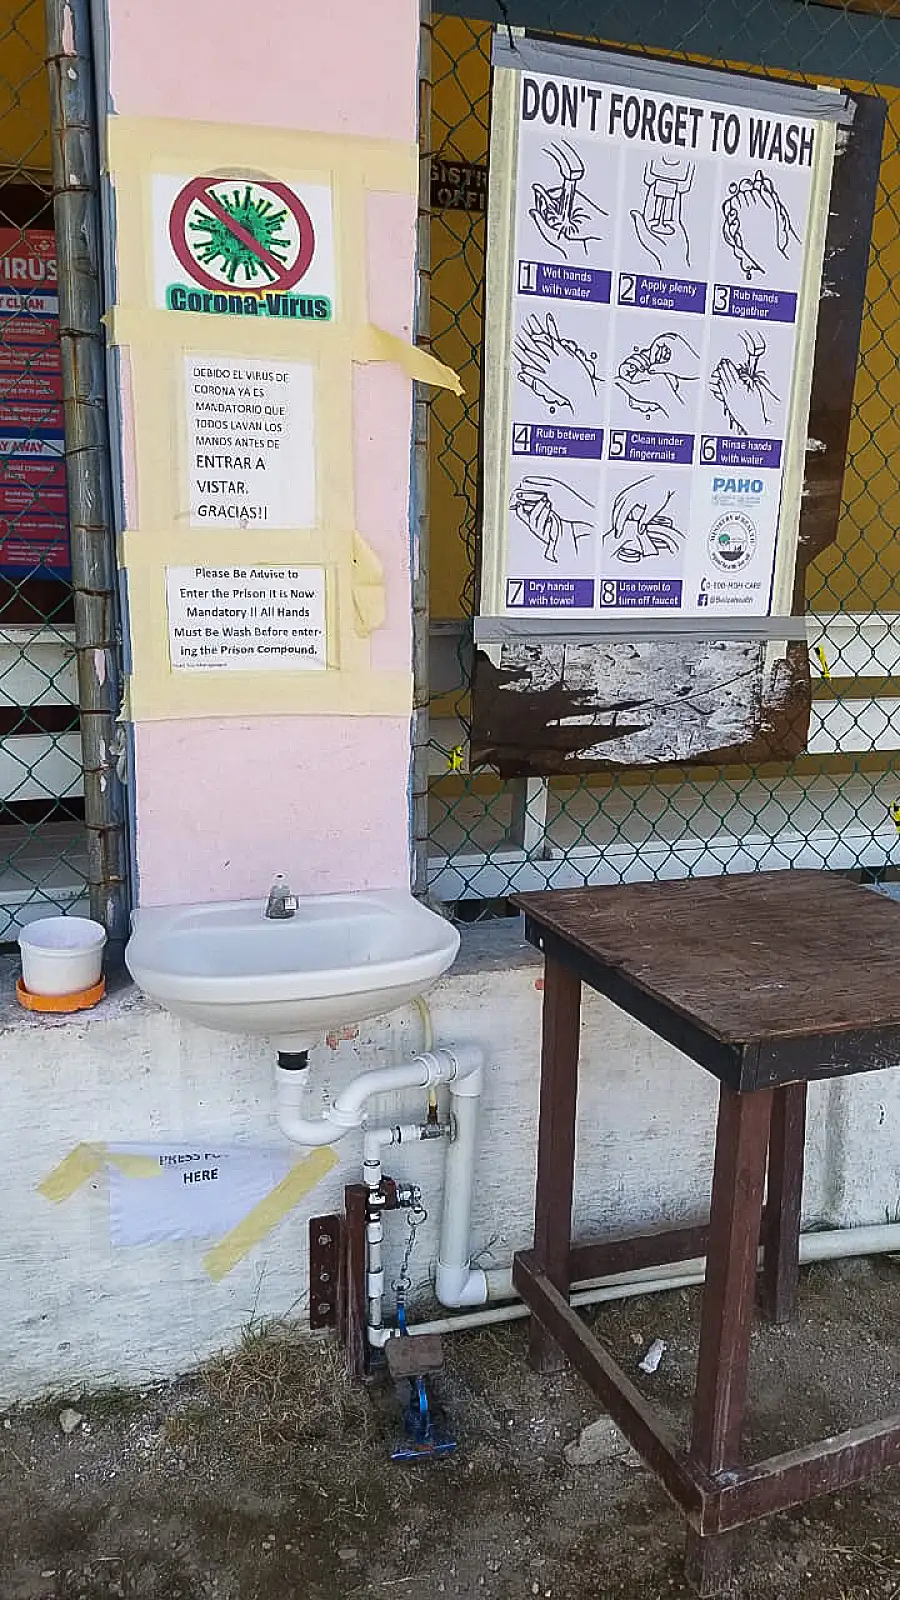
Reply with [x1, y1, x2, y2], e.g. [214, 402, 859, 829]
[125, 890, 460, 1049]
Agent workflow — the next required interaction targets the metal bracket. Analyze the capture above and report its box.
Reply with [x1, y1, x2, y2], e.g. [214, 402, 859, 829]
[309, 1214, 341, 1328]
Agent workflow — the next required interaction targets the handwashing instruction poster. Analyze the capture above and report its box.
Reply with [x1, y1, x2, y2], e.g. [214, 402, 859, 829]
[480, 39, 842, 620]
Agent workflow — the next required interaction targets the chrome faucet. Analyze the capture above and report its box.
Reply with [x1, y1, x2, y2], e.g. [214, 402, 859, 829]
[265, 875, 298, 920]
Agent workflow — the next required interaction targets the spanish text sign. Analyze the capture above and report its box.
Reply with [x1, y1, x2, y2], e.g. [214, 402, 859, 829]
[481, 40, 843, 621]
[183, 355, 316, 529]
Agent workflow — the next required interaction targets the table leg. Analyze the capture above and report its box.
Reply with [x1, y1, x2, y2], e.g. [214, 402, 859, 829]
[684, 1528, 740, 1597]
[761, 1082, 807, 1325]
[529, 953, 581, 1373]
[686, 1085, 772, 1595]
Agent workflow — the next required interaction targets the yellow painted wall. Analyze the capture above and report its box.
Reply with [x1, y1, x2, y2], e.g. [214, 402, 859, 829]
[428, 16, 900, 619]
[0, 0, 51, 175]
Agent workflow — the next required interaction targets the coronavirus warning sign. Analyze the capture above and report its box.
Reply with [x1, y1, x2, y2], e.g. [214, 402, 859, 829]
[0, 227, 70, 575]
[153, 173, 336, 321]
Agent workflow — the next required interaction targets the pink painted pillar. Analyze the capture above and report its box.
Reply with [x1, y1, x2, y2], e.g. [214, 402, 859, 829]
[104, 0, 420, 904]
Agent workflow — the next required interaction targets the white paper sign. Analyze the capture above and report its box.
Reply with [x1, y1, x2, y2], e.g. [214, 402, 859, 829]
[184, 356, 316, 530]
[483, 45, 839, 621]
[107, 1144, 296, 1246]
[152, 173, 336, 322]
[166, 564, 327, 670]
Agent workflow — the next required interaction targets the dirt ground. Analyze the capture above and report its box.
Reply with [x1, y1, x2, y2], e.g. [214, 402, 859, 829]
[3, 1258, 900, 1600]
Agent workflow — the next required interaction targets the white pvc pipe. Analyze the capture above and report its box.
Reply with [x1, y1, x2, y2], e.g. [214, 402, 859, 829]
[364, 1124, 435, 1338]
[275, 1048, 466, 1146]
[367, 1213, 384, 1329]
[435, 1062, 488, 1308]
[363, 1124, 427, 1191]
[275, 1068, 342, 1146]
[367, 1221, 900, 1347]
[331, 1051, 459, 1125]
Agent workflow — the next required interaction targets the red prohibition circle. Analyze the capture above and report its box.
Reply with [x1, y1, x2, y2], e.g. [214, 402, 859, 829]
[168, 176, 316, 295]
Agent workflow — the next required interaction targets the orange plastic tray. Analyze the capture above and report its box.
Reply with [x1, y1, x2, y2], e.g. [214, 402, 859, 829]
[16, 974, 106, 1013]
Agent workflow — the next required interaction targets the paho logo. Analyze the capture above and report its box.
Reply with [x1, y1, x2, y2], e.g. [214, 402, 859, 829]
[712, 476, 764, 497]
[708, 512, 757, 572]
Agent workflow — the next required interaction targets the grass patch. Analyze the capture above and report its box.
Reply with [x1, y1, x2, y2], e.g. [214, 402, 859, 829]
[196, 1320, 374, 1471]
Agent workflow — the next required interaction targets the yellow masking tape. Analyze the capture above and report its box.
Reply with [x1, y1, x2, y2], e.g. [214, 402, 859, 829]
[105, 116, 414, 332]
[119, 325, 355, 537]
[353, 587, 386, 636]
[202, 1146, 338, 1281]
[351, 529, 384, 587]
[98, 122, 434, 719]
[105, 306, 343, 355]
[110, 1153, 164, 1179]
[360, 325, 463, 396]
[105, 317, 408, 716]
[122, 638, 412, 721]
[351, 531, 386, 636]
[106, 310, 463, 402]
[38, 1143, 162, 1202]
[105, 115, 417, 195]
[38, 1142, 106, 1202]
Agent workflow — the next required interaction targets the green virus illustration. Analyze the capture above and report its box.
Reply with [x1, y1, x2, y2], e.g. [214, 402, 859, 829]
[188, 185, 293, 284]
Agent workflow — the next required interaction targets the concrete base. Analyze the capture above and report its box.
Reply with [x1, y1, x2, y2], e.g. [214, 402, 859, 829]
[1, 920, 895, 1402]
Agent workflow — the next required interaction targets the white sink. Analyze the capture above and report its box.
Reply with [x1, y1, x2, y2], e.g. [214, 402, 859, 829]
[125, 890, 460, 1049]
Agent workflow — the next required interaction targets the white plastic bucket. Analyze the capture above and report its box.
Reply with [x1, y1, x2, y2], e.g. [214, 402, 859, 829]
[18, 916, 106, 997]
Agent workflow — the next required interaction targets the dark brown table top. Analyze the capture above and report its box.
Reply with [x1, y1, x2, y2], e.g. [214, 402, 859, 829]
[515, 872, 900, 1090]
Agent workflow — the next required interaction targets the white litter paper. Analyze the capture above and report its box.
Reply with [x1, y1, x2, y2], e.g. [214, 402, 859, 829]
[638, 1337, 667, 1375]
[107, 1143, 296, 1247]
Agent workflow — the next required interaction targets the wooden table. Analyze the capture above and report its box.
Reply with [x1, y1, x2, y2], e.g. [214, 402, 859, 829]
[513, 871, 900, 1595]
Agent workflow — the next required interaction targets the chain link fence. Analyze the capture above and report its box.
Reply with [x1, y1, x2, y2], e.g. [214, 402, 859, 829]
[0, 0, 87, 943]
[422, 1, 900, 909]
